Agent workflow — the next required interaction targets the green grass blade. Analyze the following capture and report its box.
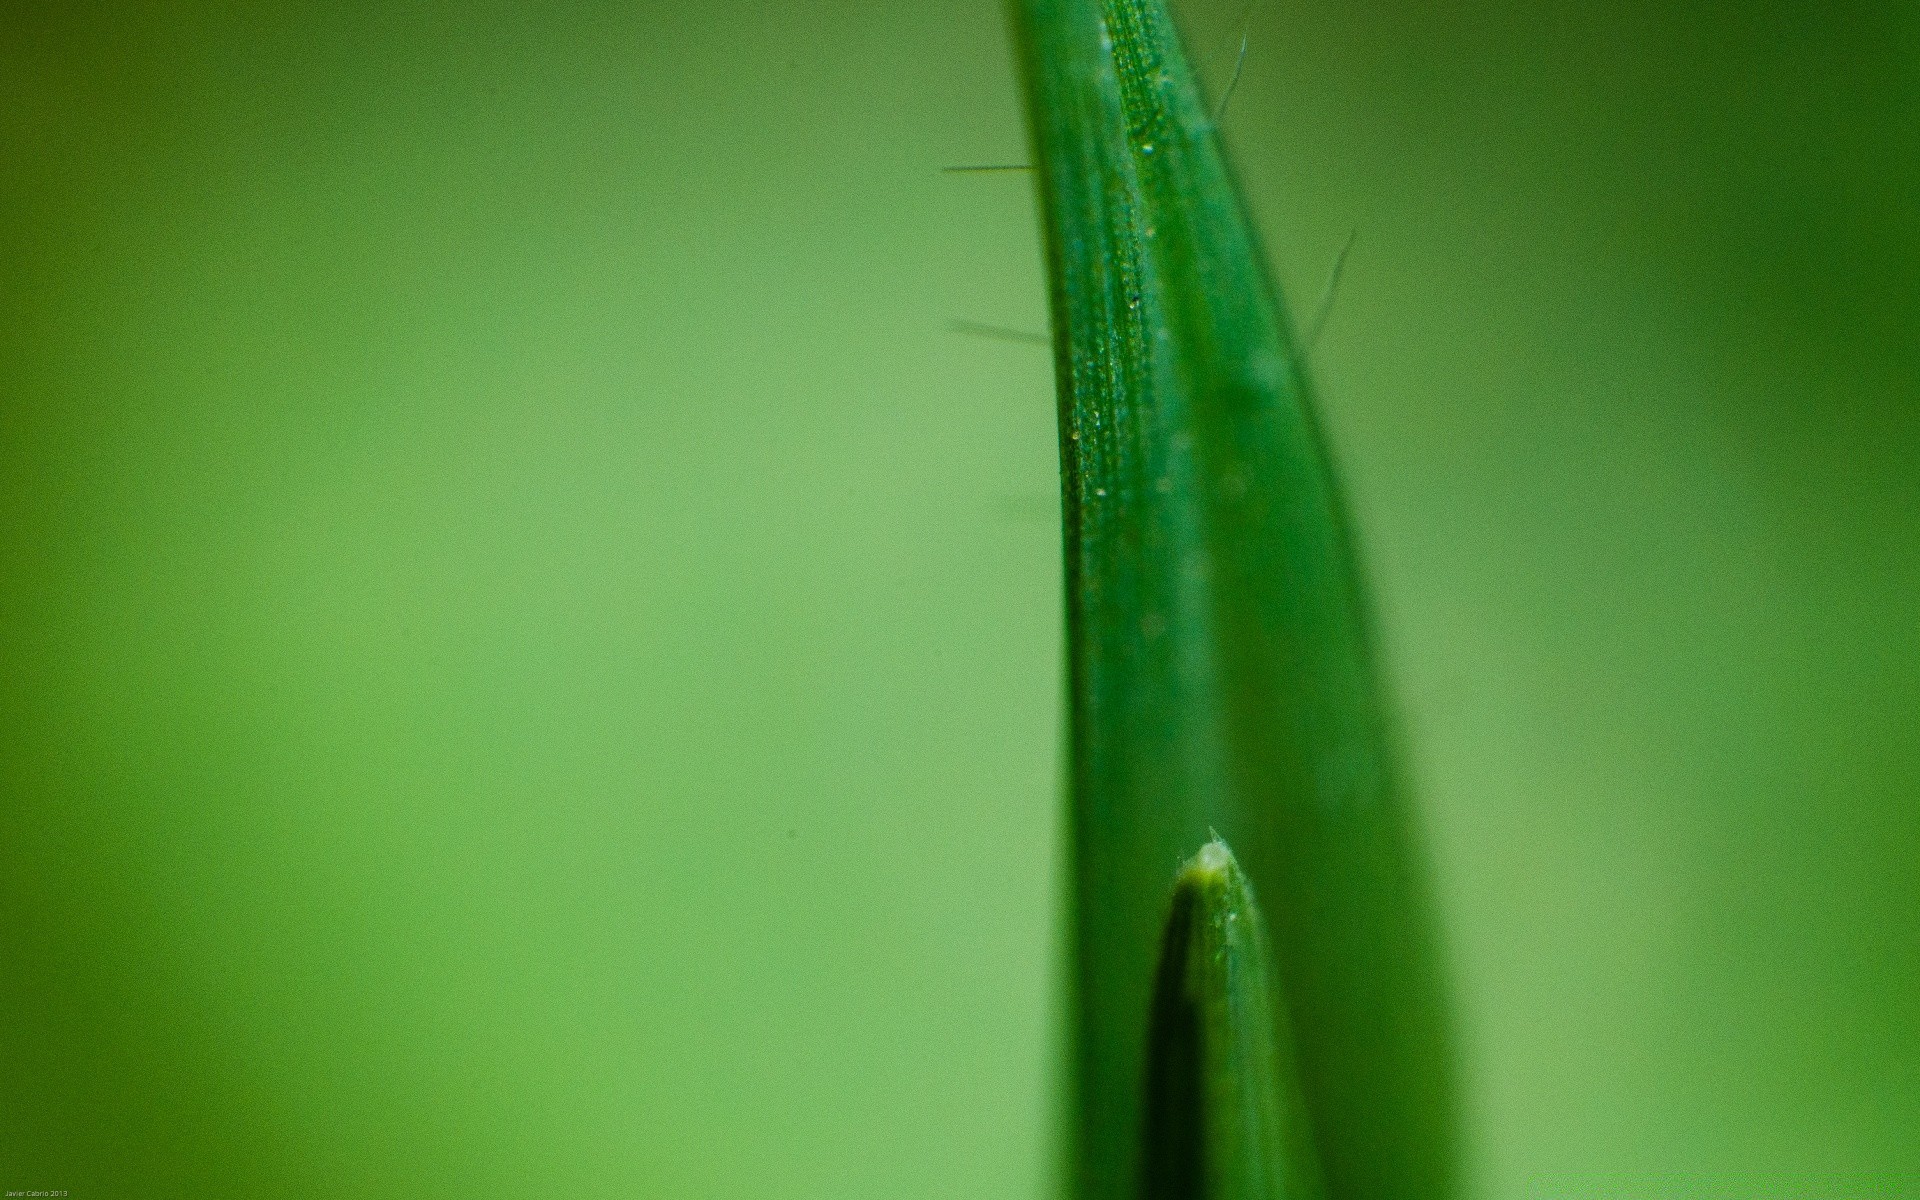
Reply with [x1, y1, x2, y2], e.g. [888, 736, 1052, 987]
[1005, 2, 1458, 1199]
[1143, 839, 1324, 1200]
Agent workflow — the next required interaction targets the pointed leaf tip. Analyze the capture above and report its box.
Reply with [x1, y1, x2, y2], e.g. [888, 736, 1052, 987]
[1143, 839, 1324, 1200]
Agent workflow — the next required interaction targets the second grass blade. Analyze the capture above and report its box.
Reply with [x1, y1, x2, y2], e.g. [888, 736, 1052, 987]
[1006, 1, 1459, 1198]
[1143, 839, 1323, 1200]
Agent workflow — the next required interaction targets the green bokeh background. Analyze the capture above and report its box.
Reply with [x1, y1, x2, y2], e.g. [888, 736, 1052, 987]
[3, 1, 1915, 1196]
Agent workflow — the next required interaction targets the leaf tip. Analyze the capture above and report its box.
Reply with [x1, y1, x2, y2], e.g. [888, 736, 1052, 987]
[1178, 836, 1239, 893]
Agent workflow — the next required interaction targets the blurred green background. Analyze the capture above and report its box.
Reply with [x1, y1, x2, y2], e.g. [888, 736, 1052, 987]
[2, 1, 1915, 1196]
